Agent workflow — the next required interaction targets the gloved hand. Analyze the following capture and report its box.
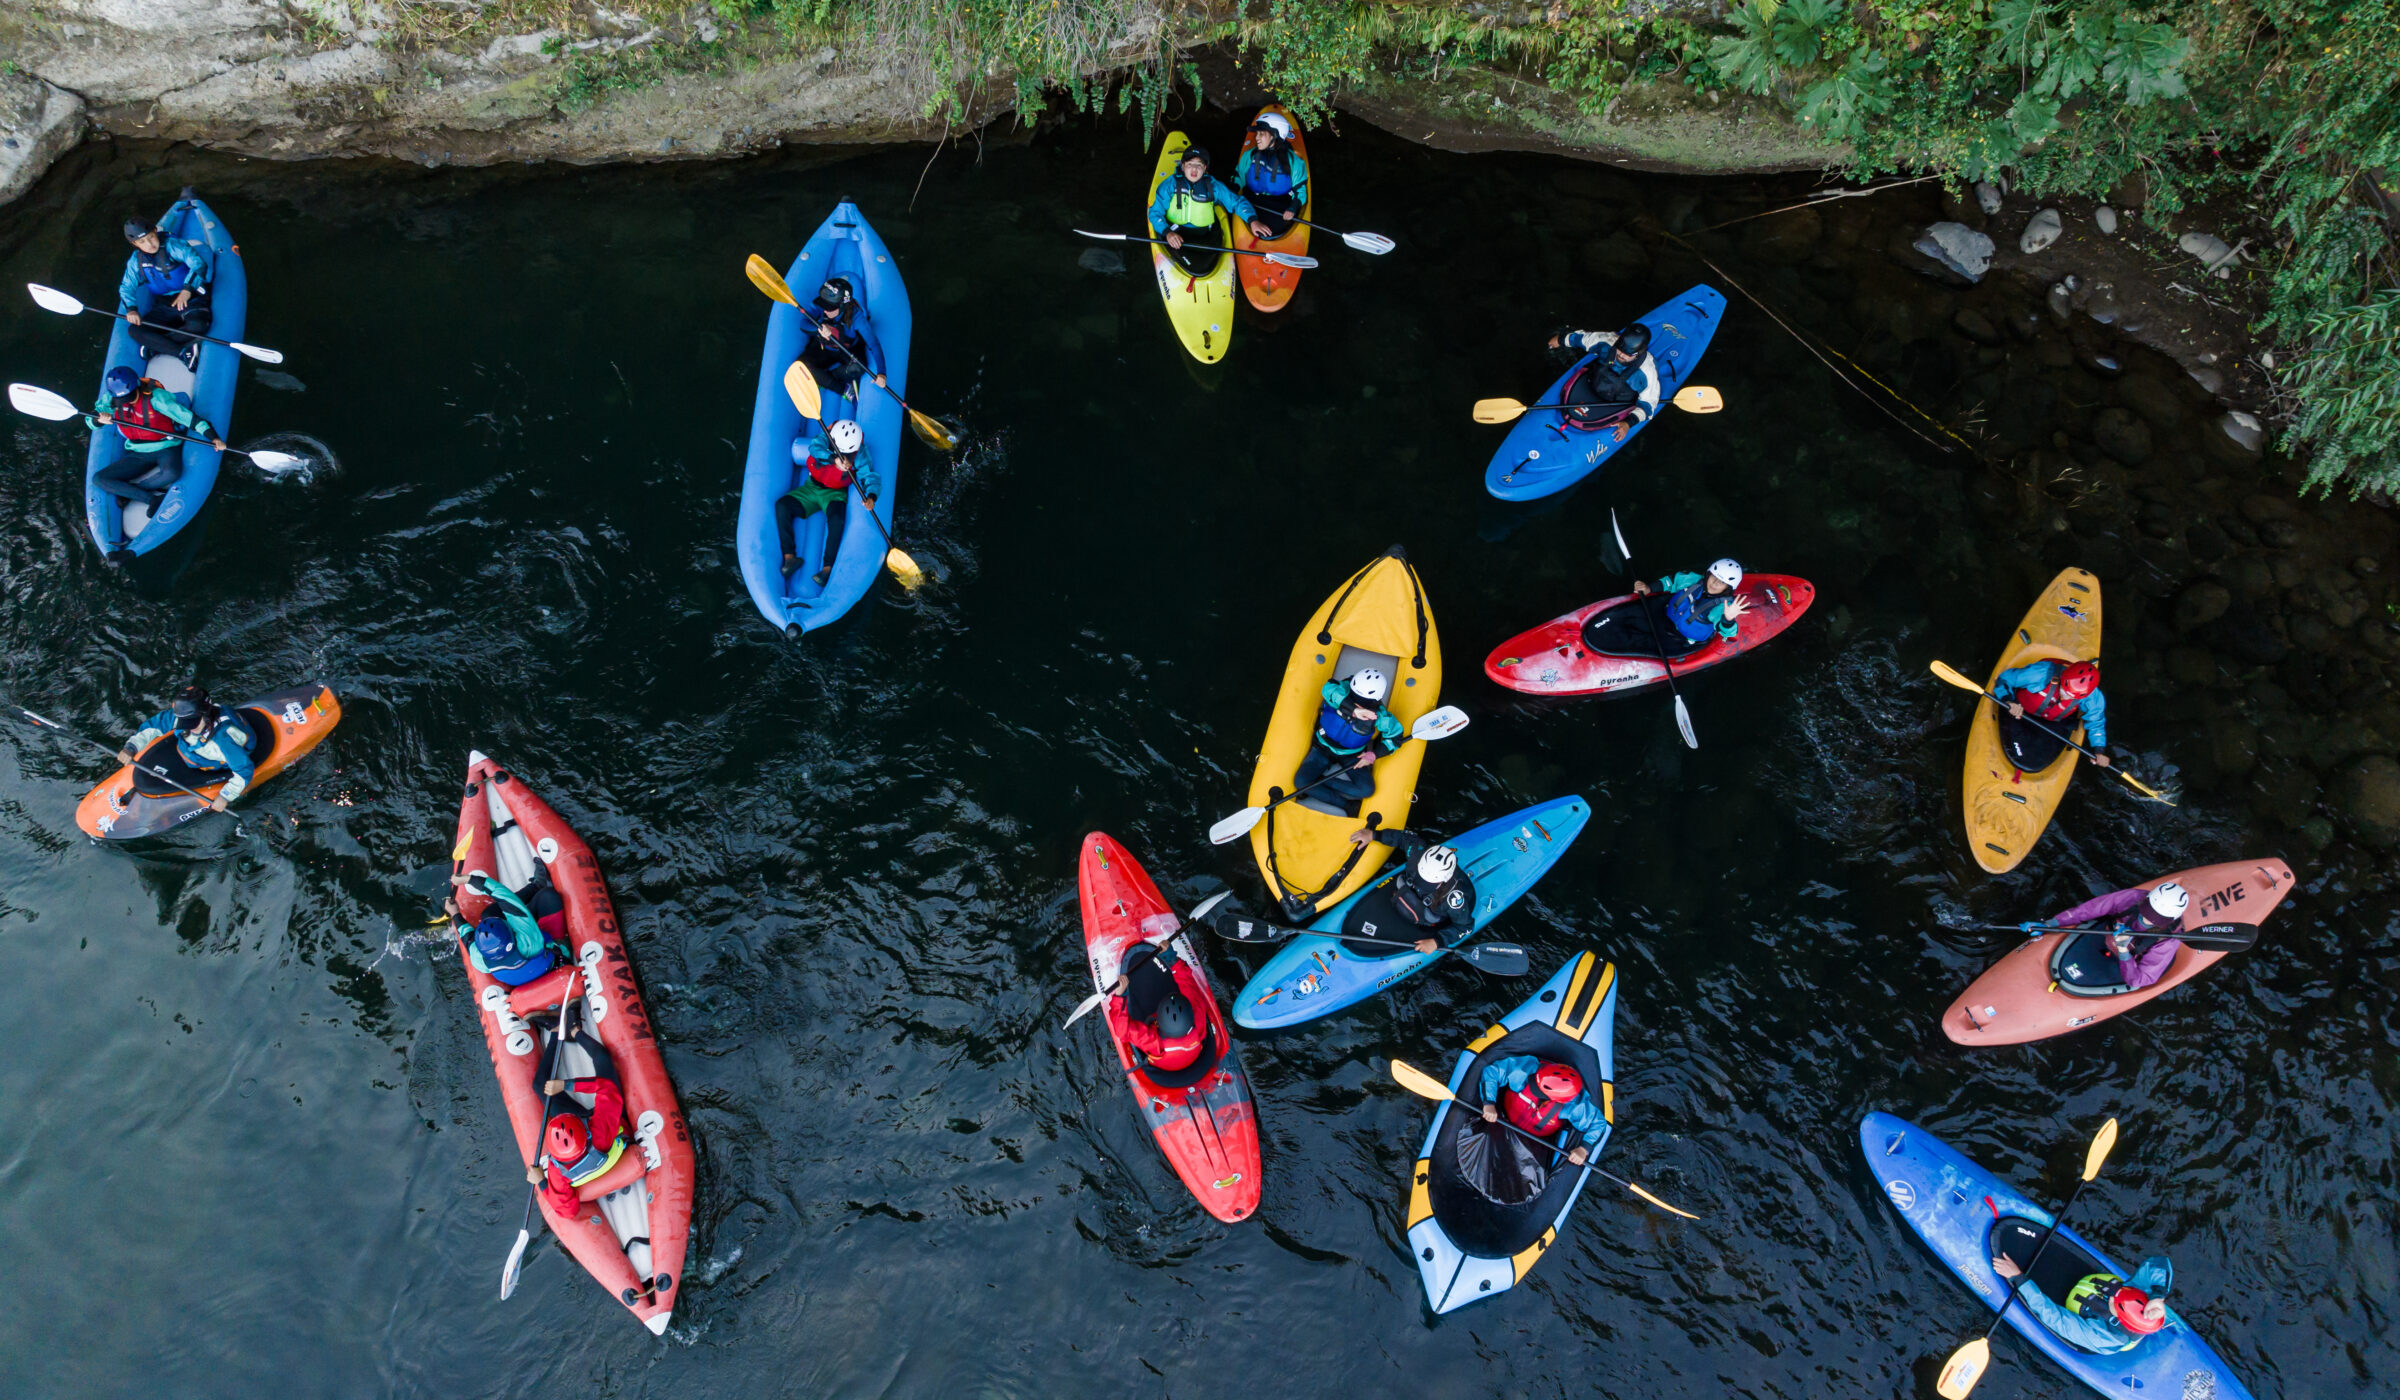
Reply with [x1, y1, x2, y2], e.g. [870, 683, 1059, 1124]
[2018, 920, 2042, 934]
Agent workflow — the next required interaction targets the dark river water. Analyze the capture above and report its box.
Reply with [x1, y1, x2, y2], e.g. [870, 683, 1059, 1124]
[1, 112, 2392, 1399]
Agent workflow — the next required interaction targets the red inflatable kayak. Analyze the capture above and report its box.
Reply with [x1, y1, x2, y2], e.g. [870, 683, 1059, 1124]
[1075, 832, 1261, 1223]
[450, 751, 694, 1333]
[1943, 858, 2297, 1046]
[1485, 574, 1815, 696]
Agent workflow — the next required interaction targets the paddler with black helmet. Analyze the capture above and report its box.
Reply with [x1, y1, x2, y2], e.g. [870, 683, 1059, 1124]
[1146, 144, 1260, 274]
[117, 194, 214, 369]
[1989, 656, 2112, 772]
[1233, 113, 1309, 240]
[1544, 321, 1662, 441]
[1101, 915, 1210, 1074]
[796, 274, 886, 407]
[114, 684, 257, 812]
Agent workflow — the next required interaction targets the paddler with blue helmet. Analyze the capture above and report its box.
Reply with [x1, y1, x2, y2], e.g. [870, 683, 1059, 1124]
[1147, 144, 1261, 274]
[85, 364, 224, 519]
[1290, 667, 1405, 816]
[117, 195, 214, 369]
[1233, 113, 1309, 239]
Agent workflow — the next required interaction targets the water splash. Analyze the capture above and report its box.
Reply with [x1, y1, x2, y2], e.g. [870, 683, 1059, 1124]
[240, 430, 340, 484]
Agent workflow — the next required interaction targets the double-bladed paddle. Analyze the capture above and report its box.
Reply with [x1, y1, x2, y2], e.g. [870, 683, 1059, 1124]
[8, 382, 308, 474]
[1934, 1118, 2119, 1398]
[1977, 919, 2260, 952]
[1283, 216, 1395, 255]
[1472, 384, 1723, 424]
[1927, 659, 2176, 805]
[778, 360, 926, 591]
[1072, 228, 1319, 269]
[501, 966, 581, 1301]
[25, 282, 286, 364]
[743, 253, 960, 453]
[8, 703, 240, 824]
[1207, 705, 1470, 846]
[1062, 892, 1231, 1030]
[1388, 1058, 1700, 1220]
[1208, 907, 1530, 975]
[1608, 520, 1699, 750]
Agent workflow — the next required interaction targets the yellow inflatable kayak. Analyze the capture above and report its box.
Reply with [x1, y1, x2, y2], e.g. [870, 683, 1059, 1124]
[1148, 132, 1236, 364]
[1248, 547, 1442, 917]
[1964, 567, 2102, 872]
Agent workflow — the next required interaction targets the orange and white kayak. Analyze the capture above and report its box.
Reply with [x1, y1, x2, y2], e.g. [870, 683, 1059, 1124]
[76, 683, 340, 839]
[449, 751, 694, 1333]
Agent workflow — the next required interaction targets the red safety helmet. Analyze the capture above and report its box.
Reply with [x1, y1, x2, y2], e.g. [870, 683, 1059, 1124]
[545, 1114, 588, 1161]
[1534, 1063, 1584, 1102]
[2058, 660, 2101, 699]
[2112, 1286, 2165, 1334]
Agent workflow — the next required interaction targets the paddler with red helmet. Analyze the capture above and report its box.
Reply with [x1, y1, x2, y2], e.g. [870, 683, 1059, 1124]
[1988, 657, 2112, 773]
[528, 1025, 633, 1219]
[1102, 913, 1211, 1074]
[1989, 1249, 2175, 1353]
[1475, 1055, 1606, 1167]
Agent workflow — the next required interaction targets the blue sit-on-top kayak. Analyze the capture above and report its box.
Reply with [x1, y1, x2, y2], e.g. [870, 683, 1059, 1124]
[738, 199, 913, 638]
[1232, 795, 1589, 1030]
[1406, 950, 1619, 1313]
[1860, 1113, 2255, 1400]
[86, 193, 247, 559]
[1484, 284, 1723, 502]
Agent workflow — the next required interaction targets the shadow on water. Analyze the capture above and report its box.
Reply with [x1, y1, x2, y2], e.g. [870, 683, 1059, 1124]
[0, 105, 2393, 1398]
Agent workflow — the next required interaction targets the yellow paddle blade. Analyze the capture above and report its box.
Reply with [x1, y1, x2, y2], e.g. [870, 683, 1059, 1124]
[1672, 385, 1725, 413]
[885, 547, 925, 589]
[745, 253, 797, 306]
[906, 406, 959, 453]
[1625, 1181, 1702, 1221]
[1929, 659, 1987, 695]
[1935, 1336, 1991, 1400]
[451, 834, 473, 861]
[783, 360, 823, 421]
[2081, 1116, 2120, 1181]
[2111, 767, 2177, 806]
[1471, 396, 1531, 425]
[1389, 1058, 1459, 1103]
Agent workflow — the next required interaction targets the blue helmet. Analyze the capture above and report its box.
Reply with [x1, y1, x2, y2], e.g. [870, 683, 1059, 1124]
[104, 366, 140, 398]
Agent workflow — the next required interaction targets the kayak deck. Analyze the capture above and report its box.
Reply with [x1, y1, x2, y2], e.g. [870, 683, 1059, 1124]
[1486, 575, 1815, 697]
[1483, 285, 1723, 502]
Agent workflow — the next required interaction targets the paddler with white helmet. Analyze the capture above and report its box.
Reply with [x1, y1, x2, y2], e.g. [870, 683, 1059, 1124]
[1576, 557, 1753, 658]
[1234, 111, 1309, 240]
[2030, 879, 2192, 991]
[1290, 667, 1406, 816]
[778, 416, 879, 588]
[1338, 823, 1477, 956]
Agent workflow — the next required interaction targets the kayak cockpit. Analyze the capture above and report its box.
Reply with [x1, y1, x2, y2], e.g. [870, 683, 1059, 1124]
[1987, 1216, 2166, 1354]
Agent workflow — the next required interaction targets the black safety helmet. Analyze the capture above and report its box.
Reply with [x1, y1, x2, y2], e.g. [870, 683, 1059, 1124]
[1615, 323, 1653, 356]
[1181, 145, 1211, 172]
[170, 684, 217, 731]
[812, 276, 855, 312]
[122, 217, 155, 244]
[1155, 991, 1196, 1039]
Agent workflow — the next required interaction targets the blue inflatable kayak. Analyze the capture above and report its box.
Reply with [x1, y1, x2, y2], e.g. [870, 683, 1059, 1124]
[1484, 284, 1723, 502]
[1406, 950, 1618, 1313]
[1231, 795, 1590, 1030]
[738, 200, 912, 637]
[1861, 1113, 2255, 1400]
[86, 193, 247, 559]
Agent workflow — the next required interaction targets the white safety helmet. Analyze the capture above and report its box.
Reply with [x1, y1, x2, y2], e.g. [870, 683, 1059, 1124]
[1346, 668, 1390, 703]
[829, 419, 865, 455]
[2147, 881, 2189, 919]
[1707, 558, 1744, 589]
[1416, 844, 1458, 885]
[1254, 111, 1294, 141]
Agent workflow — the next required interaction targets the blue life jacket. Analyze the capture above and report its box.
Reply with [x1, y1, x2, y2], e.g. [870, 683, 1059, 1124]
[134, 247, 193, 298]
[1315, 698, 1379, 755]
[1243, 151, 1299, 197]
[1663, 585, 1717, 643]
[466, 914, 558, 985]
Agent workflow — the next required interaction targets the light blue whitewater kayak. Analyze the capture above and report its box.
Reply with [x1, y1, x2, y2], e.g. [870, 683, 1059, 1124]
[1861, 1113, 2255, 1400]
[1483, 284, 1723, 502]
[738, 200, 913, 637]
[1231, 795, 1589, 1030]
[86, 193, 247, 559]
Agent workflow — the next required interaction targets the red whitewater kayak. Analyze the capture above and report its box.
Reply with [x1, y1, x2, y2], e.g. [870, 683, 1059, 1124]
[1485, 574, 1815, 696]
[1942, 858, 2297, 1046]
[1075, 832, 1261, 1222]
[450, 751, 695, 1333]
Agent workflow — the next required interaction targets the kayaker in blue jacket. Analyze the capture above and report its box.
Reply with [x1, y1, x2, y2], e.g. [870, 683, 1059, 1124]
[115, 685, 256, 810]
[1148, 145, 1258, 273]
[85, 366, 224, 511]
[1338, 827, 1474, 956]
[117, 199, 214, 369]
[1988, 657, 2111, 773]
[1591, 559, 1751, 658]
[1291, 668, 1403, 815]
[447, 876, 570, 987]
[780, 418, 879, 587]
[1545, 321, 1660, 440]
[796, 275, 885, 406]
[1477, 1057, 1604, 1165]
[1990, 1250, 2172, 1353]
[1234, 113, 1308, 239]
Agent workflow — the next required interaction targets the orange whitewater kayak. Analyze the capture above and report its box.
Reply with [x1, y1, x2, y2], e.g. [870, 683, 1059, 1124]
[1230, 103, 1311, 313]
[1942, 858, 2297, 1045]
[76, 683, 341, 839]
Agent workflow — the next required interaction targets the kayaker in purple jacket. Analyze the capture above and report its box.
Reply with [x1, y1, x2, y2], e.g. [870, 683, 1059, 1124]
[2030, 881, 2189, 989]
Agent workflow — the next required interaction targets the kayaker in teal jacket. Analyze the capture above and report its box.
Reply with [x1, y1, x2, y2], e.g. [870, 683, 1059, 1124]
[117, 198, 214, 367]
[1630, 559, 1752, 652]
[1990, 1251, 2172, 1353]
[1291, 668, 1403, 815]
[116, 685, 256, 810]
[1148, 146, 1257, 270]
[1234, 114, 1308, 238]
[1989, 657, 2111, 773]
[780, 418, 880, 586]
[86, 366, 223, 512]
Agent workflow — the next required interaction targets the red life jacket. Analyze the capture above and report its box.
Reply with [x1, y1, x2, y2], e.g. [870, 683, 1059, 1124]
[114, 384, 178, 444]
[803, 450, 855, 492]
[2013, 666, 2096, 722]
[1503, 1084, 1568, 1138]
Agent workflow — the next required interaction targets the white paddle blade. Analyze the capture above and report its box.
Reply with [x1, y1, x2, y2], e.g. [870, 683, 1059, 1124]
[230, 341, 285, 364]
[1189, 891, 1231, 924]
[1409, 705, 1470, 742]
[1461, 944, 1530, 975]
[1611, 507, 1631, 562]
[1673, 696, 1698, 749]
[1262, 252, 1320, 269]
[499, 1226, 532, 1300]
[1072, 228, 1131, 242]
[1062, 989, 1108, 1029]
[1208, 805, 1266, 846]
[1340, 231, 1396, 255]
[7, 382, 80, 421]
[26, 283, 86, 316]
[1934, 1337, 1991, 1399]
[244, 449, 308, 473]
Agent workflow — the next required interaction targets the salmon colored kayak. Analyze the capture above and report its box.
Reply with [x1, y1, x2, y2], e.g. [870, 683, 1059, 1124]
[1943, 858, 2296, 1046]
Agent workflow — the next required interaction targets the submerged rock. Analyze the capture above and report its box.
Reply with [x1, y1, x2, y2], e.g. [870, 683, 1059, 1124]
[2020, 208, 2062, 254]
[1912, 222, 1994, 282]
[2093, 407, 2152, 464]
[1077, 248, 1126, 275]
[2334, 754, 2400, 848]
[2205, 410, 2265, 467]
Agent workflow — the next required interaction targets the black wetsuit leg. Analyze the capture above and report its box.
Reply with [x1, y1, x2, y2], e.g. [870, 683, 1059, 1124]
[127, 290, 213, 360]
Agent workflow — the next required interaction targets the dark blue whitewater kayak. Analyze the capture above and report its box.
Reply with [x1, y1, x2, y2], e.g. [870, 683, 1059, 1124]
[1483, 285, 1723, 502]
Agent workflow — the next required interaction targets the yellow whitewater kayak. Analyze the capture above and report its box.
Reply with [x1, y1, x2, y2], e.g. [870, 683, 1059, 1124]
[1247, 546, 1442, 917]
[1148, 132, 1236, 364]
[1963, 567, 2102, 872]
